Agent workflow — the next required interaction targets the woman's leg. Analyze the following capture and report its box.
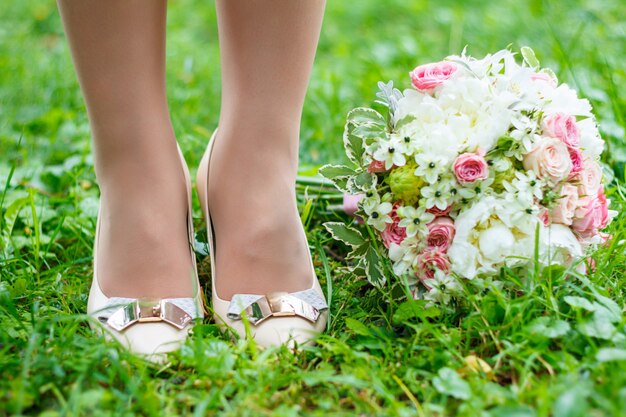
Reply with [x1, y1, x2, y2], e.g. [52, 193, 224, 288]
[210, 0, 326, 298]
[58, 0, 194, 298]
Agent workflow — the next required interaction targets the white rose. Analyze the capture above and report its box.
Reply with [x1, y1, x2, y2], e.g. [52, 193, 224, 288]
[478, 221, 516, 263]
[577, 118, 604, 159]
[539, 224, 583, 267]
[448, 197, 539, 279]
[543, 84, 592, 117]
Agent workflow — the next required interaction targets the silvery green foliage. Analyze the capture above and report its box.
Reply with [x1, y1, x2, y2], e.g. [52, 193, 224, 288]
[375, 81, 403, 117]
[318, 103, 390, 287]
[319, 106, 384, 194]
[323, 222, 386, 287]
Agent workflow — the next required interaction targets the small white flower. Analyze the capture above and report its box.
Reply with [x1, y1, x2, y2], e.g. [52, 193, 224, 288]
[423, 270, 462, 305]
[395, 132, 422, 156]
[363, 199, 393, 231]
[420, 181, 453, 210]
[397, 206, 435, 237]
[390, 236, 424, 282]
[414, 153, 447, 184]
[503, 170, 543, 205]
[507, 129, 539, 160]
[457, 176, 494, 200]
[388, 133, 410, 154]
[373, 138, 407, 170]
[360, 194, 380, 213]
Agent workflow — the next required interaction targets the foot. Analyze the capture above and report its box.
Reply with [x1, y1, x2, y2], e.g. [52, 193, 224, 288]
[95, 139, 195, 299]
[206, 128, 314, 300]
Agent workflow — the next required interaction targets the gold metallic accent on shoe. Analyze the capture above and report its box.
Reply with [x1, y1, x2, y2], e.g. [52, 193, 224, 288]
[230, 292, 324, 326]
[106, 300, 193, 332]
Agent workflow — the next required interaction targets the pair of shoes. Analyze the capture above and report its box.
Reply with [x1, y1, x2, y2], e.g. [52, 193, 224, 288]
[87, 145, 204, 361]
[196, 129, 329, 348]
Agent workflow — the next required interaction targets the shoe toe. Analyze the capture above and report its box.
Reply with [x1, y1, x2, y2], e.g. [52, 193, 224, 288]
[219, 310, 328, 348]
[101, 322, 192, 359]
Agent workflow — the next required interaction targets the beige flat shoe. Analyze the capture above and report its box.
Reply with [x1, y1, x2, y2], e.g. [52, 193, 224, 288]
[196, 129, 328, 348]
[87, 145, 204, 360]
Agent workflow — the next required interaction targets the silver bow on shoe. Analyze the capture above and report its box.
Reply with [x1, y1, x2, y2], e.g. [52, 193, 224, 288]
[226, 289, 328, 325]
[96, 297, 201, 332]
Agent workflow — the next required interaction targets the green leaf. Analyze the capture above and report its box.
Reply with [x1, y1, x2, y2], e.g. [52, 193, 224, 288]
[318, 164, 357, 192]
[596, 348, 626, 363]
[578, 311, 618, 339]
[564, 296, 596, 312]
[347, 241, 370, 258]
[592, 293, 622, 323]
[526, 316, 570, 338]
[1, 196, 30, 253]
[393, 300, 440, 324]
[346, 107, 386, 127]
[323, 222, 366, 248]
[352, 123, 386, 140]
[344, 318, 371, 336]
[489, 405, 536, 417]
[432, 367, 471, 400]
[521, 46, 540, 69]
[347, 170, 376, 193]
[343, 126, 365, 166]
[394, 114, 416, 131]
[361, 245, 385, 287]
[326, 175, 350, 193]
[10, 277, 28, 297]
[318, 164, 356, 180]
[553, 384, 591, 417]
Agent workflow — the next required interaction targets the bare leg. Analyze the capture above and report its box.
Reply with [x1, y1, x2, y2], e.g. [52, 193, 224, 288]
[210, 0, 326, 299]
[58, 0, 194, 298]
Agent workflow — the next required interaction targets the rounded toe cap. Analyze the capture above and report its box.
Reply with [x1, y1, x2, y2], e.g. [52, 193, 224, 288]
[103, 322, 192, 359]
[217, 310, 328, 349]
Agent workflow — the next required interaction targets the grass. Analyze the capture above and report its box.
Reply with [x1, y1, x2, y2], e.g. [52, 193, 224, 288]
[1, 0, 625, 415]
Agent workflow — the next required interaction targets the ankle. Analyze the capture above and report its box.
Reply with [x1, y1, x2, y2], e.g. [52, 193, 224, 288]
[213, 122, 300, 173]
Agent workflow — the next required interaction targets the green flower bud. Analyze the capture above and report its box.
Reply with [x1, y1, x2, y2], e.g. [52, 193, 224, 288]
[387, 161, 424, 205]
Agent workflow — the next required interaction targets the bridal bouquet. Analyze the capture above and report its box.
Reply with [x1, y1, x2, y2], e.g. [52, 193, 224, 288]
[320, 47, 616, 305]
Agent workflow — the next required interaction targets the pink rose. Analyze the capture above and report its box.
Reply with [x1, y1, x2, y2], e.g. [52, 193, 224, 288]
[453, 152, 489, 185]
[368, 160, 389, 173]
[543, 113, 580, 148]
[427, 205, 452, 217]
[572, 189, 609, 238]
[550, 183, 578, 226]
[531, 72, 557, 88]
[410, 61, 457, 91]
[575, 157, 602, 197]
[416, 250, 451, 282]
[426, 217, 455, 253]
[523, 137, 572, 183]
[568, 147, 584, 178]
[381, 202, 406, 249]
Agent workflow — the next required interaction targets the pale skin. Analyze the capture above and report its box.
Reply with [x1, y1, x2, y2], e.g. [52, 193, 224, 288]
[57, 0, 326, 300]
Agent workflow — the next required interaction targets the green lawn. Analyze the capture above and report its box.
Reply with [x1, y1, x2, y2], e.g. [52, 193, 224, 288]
[1, 0, 626, 416]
